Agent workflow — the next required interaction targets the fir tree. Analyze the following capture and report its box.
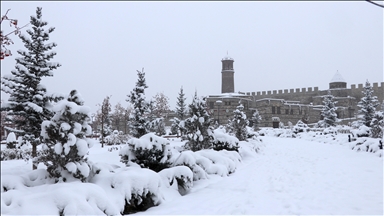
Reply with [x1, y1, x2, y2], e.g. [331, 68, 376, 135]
[251, 109, 262, 130]
[229, 104, 249, 141]
[98, 96, 112, 147]
[171, 86, 187, 136]
[127, 68, 150, 138]
[319, 90, 338, 127]
[357, 80, 379, 127]
[0, 7, 61, 169]
[36, 90, 93, 182]
[370, 111, 383, 138]
[183, 92, 213, 151]
[176, 86, 187, 120]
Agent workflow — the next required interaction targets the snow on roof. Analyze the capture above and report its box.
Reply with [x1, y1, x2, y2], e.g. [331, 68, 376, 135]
[330, 71, 346, 83]
[209, 92, 248, 97]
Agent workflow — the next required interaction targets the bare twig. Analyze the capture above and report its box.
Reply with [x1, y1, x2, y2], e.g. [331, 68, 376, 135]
[366, 0, 384, 8]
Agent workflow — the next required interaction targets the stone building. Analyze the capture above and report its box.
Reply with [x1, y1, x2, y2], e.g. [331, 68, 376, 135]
[206, 55, 383, 127]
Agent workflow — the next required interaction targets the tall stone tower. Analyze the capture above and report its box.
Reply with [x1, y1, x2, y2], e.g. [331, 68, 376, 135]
[221, 55, 235, 93]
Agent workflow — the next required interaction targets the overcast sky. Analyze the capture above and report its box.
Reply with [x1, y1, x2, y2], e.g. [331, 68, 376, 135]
[1, 1, 383, 114]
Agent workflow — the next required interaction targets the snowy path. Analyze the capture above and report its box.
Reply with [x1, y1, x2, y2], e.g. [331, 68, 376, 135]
[135, 137, 383, 215]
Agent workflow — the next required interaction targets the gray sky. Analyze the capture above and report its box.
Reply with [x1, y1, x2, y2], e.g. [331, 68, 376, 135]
[1, 1, 383, 114]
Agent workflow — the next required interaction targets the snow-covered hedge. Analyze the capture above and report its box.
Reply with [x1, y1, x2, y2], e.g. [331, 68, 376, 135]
[292, 120, 309, 134]
[1, 165, 165, 215]
[158, 166, 193, 195]
[211, 128, 239, 152]
[89, 164, 164, 214]
[120, 133, 172, 172]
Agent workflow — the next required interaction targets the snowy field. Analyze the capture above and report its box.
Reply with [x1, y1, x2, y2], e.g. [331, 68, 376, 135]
[1, 134, 383, 215]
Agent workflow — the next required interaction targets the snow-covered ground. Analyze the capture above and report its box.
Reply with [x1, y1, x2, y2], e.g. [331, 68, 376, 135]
[1, 135, 383, 215]
[133, 136, 383, 215]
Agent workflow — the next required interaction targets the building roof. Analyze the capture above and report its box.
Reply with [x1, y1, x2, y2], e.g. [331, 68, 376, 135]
[222, 55, 234, 61]
[330, 71, 346, 83]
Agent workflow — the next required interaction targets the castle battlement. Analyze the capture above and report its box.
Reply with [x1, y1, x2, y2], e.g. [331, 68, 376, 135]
[244, 86, 320, 96]
[350, 82, 383, 90]
[243, 81, 383, 97]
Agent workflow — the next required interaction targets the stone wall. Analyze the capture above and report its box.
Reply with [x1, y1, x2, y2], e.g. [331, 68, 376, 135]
[206, 82, 383, 128]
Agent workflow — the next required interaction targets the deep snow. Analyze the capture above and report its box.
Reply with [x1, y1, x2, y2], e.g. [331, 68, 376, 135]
[133, 137, 383, 215]
[1, 136, 383, 215]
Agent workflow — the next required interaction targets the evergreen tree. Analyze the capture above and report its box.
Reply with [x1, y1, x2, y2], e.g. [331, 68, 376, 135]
[98, 96, 112, 147]
[184, 92, 213, 151]
[357, 80, 379, 127]
[36, 90, 93, 182]
[171, 86, 187, 136]
[319, 90, 338, 127]
[127, 68, 150, 138]
[0, 7, 61, 169]
[229, 104, 249, 141]
[370, 111, 383, 138]
[251, 109, 262, 130]
[176, 86, 187, 120]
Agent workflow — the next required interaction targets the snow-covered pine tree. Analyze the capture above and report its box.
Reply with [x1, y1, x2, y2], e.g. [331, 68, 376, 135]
[319, 90, 338, 127]
[251, 109, 262, 130]
[370, 111, 383, 138]
[37, 90, 93, 182]
[230, 104, 249, 141]
[176, 86, 187, 120]
[0, 7, 61, 169]
[171, 86, 187, 136]
[357, 80, 379, 127]
[127, 68, 150, 138]
[97, 96, 112, 147]
[184, 92, 213, 151]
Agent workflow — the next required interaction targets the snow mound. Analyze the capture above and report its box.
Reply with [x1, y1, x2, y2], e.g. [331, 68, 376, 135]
[158, 166, 193, 195]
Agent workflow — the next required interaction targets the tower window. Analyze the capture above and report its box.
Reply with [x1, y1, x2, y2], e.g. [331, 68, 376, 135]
[272, 106, 276, 114]
[277, 107, 281, 114]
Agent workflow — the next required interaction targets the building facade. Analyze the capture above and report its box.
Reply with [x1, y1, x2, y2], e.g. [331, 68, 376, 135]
[206, 56, 384, 127]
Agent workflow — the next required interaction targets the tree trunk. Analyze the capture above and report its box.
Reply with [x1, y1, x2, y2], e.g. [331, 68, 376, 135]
[101, 117, 104, 148]
[32, 142, 37, 170]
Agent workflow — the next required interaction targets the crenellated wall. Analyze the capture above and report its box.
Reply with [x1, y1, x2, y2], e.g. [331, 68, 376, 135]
[207, 82, 383, 128]
[243, 82, 383, 105]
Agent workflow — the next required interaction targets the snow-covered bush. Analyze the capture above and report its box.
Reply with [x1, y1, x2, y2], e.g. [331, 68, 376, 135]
[183, 94, 213, 151]
[228, 104, 249, 141]
[105, 130, 129, 145]
[6, 132, 17, 149]
[352, 125, 371, 138]
[172, 149, 242, 180]
[119, 133, 172, 172]
[323, 127, 337, 135]
[89, 164, 164, 214]
[148, 117, 166, 136]
[350, 137, 383, 156]
[211, 128, 239, 152]
[1, 148, 30, 161]
[292, 120, 309, 134]
[36, 90, 94, 182]
[172, 150, 209, 181]
[158, 166, 193, 195]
